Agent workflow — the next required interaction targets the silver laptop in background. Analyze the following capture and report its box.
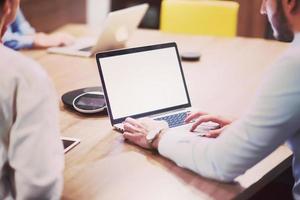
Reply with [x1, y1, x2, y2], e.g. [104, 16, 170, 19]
[47, 4, 149, 57]
[96, 43, 194, 131]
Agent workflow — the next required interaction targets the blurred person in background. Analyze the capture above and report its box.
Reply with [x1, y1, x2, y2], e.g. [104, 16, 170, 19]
[3, 9, 74, 50]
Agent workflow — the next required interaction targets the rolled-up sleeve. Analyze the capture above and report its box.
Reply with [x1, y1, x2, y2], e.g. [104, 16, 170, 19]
[2, 10, 35, 50]
[3, 30, 34, 50]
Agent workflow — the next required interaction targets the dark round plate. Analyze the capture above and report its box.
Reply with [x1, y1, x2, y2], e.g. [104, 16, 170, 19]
[61, 86, 107, 113]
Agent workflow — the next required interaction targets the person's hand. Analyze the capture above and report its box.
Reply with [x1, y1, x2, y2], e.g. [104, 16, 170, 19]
[185, 112, 234, 138]
[33, 32, 75, 49]
[123, 118, 168, 150]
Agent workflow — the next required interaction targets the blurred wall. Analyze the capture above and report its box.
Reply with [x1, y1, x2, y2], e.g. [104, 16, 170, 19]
[111, 0, 270, 38]
[21, 0, 87, 32]
[236, 0, 269, 38]
[21, 0, 270, 39]
[87, 0, 110, 28]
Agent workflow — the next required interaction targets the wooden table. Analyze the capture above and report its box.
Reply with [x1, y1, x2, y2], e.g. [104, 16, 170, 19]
[23, 24, 292, 200]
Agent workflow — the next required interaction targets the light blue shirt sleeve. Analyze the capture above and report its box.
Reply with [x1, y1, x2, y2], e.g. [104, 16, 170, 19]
[2, 9, 35, 50]
[158, 42, 300, 185]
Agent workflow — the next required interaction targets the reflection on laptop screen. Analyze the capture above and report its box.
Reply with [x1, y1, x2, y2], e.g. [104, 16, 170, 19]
[98, 44, 190, 121]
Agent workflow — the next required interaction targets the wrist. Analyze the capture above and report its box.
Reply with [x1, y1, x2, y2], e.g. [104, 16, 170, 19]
[151, 130, 165, 150]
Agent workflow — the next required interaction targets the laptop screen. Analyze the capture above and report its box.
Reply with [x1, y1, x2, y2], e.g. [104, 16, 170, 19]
[96, 43, 191, 125]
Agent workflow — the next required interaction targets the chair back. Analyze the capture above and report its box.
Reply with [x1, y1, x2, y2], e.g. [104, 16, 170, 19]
[160, 0, 239, 37]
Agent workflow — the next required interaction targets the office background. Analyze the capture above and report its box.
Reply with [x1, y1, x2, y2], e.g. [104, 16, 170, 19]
[15, 1, 293, 199]
[20, 0, 272, 39]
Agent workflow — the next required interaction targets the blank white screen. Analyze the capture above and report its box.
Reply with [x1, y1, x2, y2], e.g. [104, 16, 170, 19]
[99, 46, 189, 119]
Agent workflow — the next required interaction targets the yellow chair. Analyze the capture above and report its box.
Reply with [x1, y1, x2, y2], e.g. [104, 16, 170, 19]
[160, 0, 239, 37]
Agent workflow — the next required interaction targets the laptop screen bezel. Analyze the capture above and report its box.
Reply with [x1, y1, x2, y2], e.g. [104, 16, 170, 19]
[96, 42, 192, 125]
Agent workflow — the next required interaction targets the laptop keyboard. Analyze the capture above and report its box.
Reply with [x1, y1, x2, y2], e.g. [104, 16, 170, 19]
[79, 46, 93, 52]
[155, 112, 189, 128]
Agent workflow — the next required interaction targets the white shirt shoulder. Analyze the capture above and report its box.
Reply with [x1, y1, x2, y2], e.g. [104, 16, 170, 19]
[0, 45, 64, 200]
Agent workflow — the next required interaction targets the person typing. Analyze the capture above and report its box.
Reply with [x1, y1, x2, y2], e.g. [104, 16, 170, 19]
[2, 9, 74, 50]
